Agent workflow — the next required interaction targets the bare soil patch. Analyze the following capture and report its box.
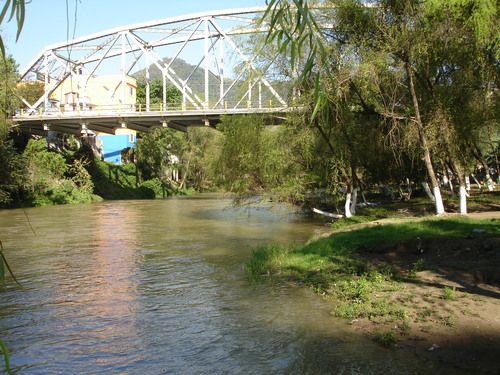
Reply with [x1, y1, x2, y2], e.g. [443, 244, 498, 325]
[351, 227, 500, 374]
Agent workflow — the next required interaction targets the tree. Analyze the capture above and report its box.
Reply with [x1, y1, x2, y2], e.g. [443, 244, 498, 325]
[136, 127, 185, 182]
[16, 80, 44, 107]
[136, 79, 182, 109]
[0, 136, 27, 207]
[262, 0, 498, 215]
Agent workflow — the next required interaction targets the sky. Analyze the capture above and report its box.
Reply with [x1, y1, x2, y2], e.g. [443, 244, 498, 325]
[1, 0, 268, 71]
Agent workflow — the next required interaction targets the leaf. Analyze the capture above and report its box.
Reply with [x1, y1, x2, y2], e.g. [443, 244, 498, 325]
[16, 0, 25, 41]
[0, 37, 5, 58]
[0, 250, 4, 279]
[0, 339, 11, 375]
[0, 241, 21, 286]
[0, 0, 12, 24]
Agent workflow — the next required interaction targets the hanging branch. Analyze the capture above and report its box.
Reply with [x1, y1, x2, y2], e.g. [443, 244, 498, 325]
[0, 240, 22, 287]
[0, 0, 26, 56]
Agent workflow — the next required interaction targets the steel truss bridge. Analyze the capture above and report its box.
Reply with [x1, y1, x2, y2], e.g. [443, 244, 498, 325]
[11, 7, 292, 135]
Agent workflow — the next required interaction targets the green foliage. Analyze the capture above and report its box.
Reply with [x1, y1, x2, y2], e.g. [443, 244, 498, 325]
[330, 215, 380, 230]
[22, 139, 96, 206]
[442, 286, 457, 301]
[216, 114, 319, 203]
[262, 0, 499, 215]
[24, 139, 67, 178]
[139, 178, 179, 198]
[0, 136, 27, 207]
[181, 127, 223, 191]
[217, 115, 265, 195]
[136, 79, 182, 109]
[85, 156, 148, 200]
[372, 330, 397, 347]
[425, 0, 498, 49]
[0, 55, 19, 118]
[0, 0, 26, 56]
[136, 127, 184, 181]
[15, 80, 44, 106]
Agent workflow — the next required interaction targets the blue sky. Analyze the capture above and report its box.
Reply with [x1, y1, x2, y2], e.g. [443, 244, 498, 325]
[1, 0, 268, 70]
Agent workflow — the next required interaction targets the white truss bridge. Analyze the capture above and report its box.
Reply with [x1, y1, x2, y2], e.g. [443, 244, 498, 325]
[12, 7, 292, 135]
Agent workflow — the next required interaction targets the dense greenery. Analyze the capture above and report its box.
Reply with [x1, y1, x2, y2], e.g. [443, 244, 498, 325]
[136, 79, 182, 109]
[258, 0, 498, 215]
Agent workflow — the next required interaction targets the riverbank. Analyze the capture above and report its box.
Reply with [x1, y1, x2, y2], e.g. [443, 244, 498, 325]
[247, 212, 500, 374]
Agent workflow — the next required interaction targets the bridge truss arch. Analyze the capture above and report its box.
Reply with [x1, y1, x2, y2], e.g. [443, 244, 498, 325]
[13, 7, 292, 135]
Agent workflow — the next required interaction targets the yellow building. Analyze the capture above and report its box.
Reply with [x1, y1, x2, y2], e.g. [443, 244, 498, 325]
[50, 74, 137, 112]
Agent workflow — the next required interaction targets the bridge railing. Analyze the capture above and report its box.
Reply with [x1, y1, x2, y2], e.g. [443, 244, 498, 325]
[15, 100, 287, 118]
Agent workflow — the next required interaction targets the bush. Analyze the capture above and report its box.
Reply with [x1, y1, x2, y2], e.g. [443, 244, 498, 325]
[140, 178, 166, 198]
[0, 136, 28, 207]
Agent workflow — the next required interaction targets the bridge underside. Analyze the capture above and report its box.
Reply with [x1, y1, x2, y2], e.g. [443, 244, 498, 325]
[12, 108, 288, 136]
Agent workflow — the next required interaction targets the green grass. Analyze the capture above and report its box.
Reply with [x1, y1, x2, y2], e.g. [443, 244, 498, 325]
[330, 215, 381, 230]
[247, 217, 499, 322]
[372, 329, 397, 347]
[442, 286, 457, 301]
[248, 217, 499, 282]
[87, 160, 189, 200]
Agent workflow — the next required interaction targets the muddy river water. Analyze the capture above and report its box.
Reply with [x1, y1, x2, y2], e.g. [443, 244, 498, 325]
[0, 196, 464, 374]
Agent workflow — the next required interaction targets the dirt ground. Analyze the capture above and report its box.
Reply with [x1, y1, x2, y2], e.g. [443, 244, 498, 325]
[347, 212, 500, 374]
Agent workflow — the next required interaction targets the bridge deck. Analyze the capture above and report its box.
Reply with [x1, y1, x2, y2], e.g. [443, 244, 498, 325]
[12, 107, 290, 135]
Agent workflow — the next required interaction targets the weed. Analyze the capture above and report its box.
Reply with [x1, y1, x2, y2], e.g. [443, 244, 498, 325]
[334, 302, 366, 319]
[398, 321, 411, 335]
[441, 315, 456, 327]
[413, 258, 426, 272]
[373, 330, 397, 347]
[442, 286, 457, 301]
[417, 308, 433, 322]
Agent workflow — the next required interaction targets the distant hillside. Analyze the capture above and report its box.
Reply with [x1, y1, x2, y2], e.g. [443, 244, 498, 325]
[133, 57, 289, 107]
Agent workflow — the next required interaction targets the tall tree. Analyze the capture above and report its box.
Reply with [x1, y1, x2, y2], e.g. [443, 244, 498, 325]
[262, 0, 498, 214]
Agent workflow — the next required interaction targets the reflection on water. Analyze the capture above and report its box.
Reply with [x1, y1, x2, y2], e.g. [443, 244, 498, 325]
[0, 196, 466, 374]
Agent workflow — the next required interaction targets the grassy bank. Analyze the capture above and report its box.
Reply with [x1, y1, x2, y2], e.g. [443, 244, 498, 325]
[87, 158, 191, 200]
[247, 216, 500, 348]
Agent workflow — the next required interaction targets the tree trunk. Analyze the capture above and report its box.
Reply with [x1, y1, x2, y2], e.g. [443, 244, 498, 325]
[450, 159, 467, 215]
[459, 185, 467, 215]
[344, 191, 352, 218]
[406, 62, 445, 214]
[350, 188, 358, 215]
[471, 173, 483, 191]
[421, 181, 435, 202]
[465, 176, 471, 192]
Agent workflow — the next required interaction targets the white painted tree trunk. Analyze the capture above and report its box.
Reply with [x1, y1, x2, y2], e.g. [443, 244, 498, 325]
[485, 173, 495, 191]
[345, 192, 352, 218]
[350, 188, 358, 215]
[421, 182, 435, 202]
[471, 174, 482, 191]
[443, 174, 449, 186]
[448, 178, 454, 195]
[361, 191, 368, 204]
[465, 176, 471, 192]
[433, 186, 445, 215]
[459, 185, 467, 215]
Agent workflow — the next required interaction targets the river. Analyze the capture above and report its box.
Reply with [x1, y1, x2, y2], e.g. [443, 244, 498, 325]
[0, 196, 464, 374]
